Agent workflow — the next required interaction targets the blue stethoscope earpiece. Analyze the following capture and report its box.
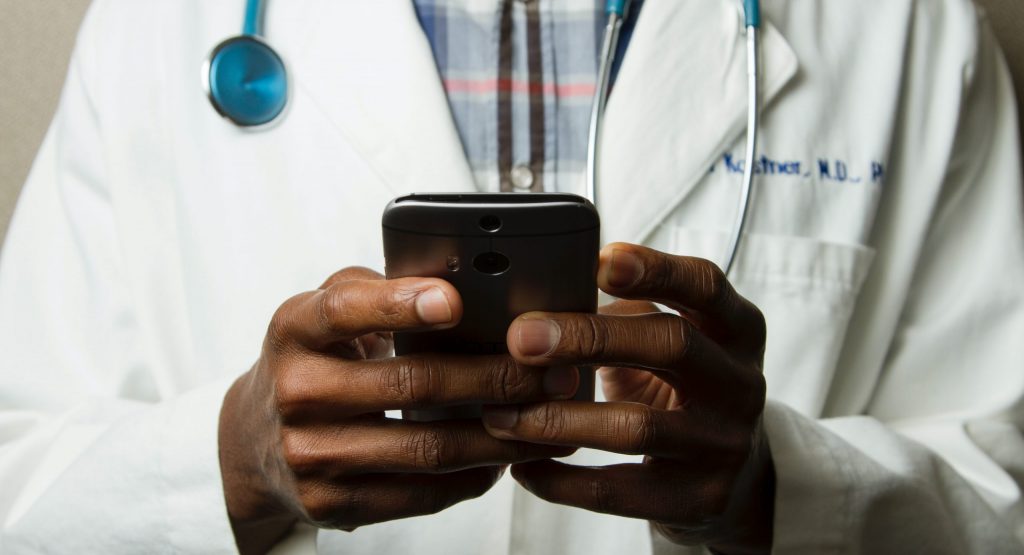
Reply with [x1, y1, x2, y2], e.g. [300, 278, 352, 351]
[203, 0, 287, 127]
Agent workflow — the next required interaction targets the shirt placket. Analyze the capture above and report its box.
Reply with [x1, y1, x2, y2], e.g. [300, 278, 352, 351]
[497, 0, 547, 192]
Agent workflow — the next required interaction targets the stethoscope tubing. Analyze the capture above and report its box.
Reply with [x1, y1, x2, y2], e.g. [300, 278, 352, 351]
[586, 1, 762, 276]
[243, 0, 264, 36]
[585, 11, 623, 206]
[723, 26, 761, 277]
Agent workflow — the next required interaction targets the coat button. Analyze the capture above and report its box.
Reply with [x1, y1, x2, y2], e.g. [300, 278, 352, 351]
[510, 164, 535, 190]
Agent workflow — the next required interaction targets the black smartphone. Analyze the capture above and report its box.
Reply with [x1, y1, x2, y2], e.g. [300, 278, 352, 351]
[382, 193, 600, 421]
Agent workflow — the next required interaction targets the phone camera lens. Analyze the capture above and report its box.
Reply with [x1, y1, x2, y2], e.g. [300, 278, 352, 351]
[479, 215, 502, 232]
[473, 251, 510, 275]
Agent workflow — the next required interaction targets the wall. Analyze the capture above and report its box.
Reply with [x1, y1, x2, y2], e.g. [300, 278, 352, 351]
[0, 0, 92, 245]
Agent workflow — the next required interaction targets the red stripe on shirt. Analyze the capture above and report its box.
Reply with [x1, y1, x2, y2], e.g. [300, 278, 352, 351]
[443, 78, 596, 97]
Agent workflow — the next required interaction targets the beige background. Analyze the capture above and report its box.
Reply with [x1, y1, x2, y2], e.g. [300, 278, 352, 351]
[0, 0, 92, 245]
[1, 0, 1023, 246]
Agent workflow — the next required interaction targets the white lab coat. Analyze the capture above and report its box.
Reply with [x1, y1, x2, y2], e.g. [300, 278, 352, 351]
[1, 0, 1022, 553]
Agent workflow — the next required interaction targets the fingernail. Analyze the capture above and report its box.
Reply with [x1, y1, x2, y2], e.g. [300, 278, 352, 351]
[483, 406, 519, 430]
[544, 366, 579, 398]
[607, 249, 644, 289]
[415, 288, 452, 324]
[516, 319, 560, 357]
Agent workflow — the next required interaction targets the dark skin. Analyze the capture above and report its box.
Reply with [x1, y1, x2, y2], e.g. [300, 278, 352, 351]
[219, 244, 773, 554]
[486, 243, 774, 554]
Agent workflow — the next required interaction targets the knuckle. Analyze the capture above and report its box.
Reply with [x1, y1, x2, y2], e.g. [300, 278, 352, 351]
[381, 361, 410, 401]
[302, 485, 355, 528]
[374, 285, 414, 325]
[421, 486, 456, 516]
[492, 358, 537, 403]
[747, 305, 768, 348]
[651, 253, 685, 292]
[701, 474, 736, 519]
[322, 266, 383, 288]
[317, 284, 352, 335]
[692, 258, 730, 309]
[532, 403, 569, 442]
[666, 315, 695, 367]
[723, 435, 755, 470]
[646, 256, 671, 292]
[387, 357, 441, 406]
[748, 373, 767, 413]
[717, 425, 759, 472]
[409, 358, 441, 405]
[490, 358, 515, 403]
[274, 373, 313, 422]
[731, 366, 767, 426]
[406, 429, 451, 471]
[266, 315, 291, 353]
[589, 478, 617, 515]
[321, 269, 352, 288]
[281, 431, 320, 475]
[466, 467, 502, 499]
[300, 492, 333, 525]
[332, 488, 370, 528]
[561, 315, 607, 361]
[584, 318, 610, 360]
[618, 409, 657, 454]
[266, 295, 306, 352]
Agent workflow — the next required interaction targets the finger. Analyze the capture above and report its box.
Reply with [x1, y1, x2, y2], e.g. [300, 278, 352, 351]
[276, 355, 581, 421]
[595, 301, 667, 400]
[300, 466, 503, 529]
[284, 420, 574, 478]
[599, 299, 660, 316]
[319, 266, 385, 289]
[507, 312, 740, 395]
[278, 277, 464, 351]
[482, 401, 738, 459]
[597, 243, 765, 351]
[511, 460, 729, 531]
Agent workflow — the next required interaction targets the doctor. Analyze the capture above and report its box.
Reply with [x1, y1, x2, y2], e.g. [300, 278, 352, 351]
[1, 0, 1023, 554]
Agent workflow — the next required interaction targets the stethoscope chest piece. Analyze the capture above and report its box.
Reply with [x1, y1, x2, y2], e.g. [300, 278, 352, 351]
[203, 35, 288, 127]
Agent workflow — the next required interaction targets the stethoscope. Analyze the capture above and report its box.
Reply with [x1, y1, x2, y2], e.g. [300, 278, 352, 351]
[202, 0, 287, 127]
[203, 0, 763, 275]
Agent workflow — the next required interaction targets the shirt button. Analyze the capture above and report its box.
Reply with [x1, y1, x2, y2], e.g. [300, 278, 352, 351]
[510, 164, 535, 190]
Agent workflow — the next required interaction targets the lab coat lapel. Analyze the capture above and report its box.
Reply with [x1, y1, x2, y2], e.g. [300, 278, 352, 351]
[600, 0, 798, 245]
[288, 0, 477, 195]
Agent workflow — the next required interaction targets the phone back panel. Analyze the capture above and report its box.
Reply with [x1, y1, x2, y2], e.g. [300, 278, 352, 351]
[382, 194, 600, 419]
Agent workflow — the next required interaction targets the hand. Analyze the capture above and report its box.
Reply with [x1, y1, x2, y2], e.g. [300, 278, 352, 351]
[481, 244, 774, 554]
[219, 268, 577, 554]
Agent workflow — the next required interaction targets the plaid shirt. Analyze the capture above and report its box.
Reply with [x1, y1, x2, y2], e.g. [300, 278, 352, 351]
[413, 0, 641, 193]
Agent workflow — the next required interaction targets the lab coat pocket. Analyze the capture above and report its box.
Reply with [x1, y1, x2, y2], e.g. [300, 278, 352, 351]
[669, 228, 876, 417]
